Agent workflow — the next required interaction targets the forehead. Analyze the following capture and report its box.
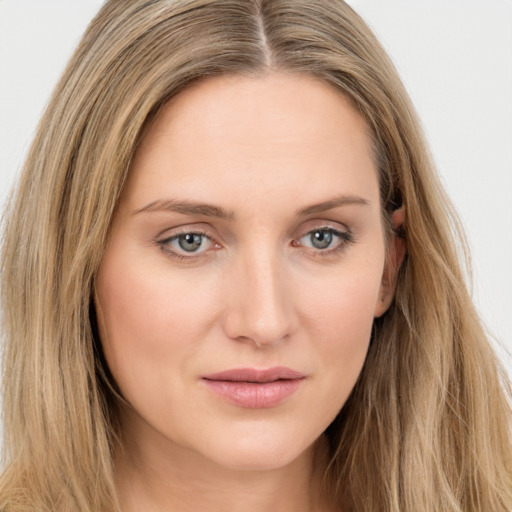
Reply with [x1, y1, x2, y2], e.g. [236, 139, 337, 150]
[123, 72, 379, 211]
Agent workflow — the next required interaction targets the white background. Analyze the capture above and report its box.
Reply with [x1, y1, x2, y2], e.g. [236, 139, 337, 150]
[1, 0, 511, 373]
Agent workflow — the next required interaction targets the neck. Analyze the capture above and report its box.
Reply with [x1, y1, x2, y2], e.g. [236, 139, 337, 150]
[114, 415, 334, 512]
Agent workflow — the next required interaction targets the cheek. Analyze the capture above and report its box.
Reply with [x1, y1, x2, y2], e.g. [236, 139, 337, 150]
[94, 248, 218, 395]
[302, 258, 382, 340]
[297, 262, 383, 404]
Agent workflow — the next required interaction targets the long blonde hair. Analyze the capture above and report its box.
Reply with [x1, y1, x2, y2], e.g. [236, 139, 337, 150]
[1, 1, 511, 510]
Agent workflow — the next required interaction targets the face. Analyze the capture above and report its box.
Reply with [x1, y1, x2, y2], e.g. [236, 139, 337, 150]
[95, 72, 397, 472]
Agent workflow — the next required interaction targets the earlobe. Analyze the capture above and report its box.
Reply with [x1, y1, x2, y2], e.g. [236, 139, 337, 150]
[374, 207, 406, 318]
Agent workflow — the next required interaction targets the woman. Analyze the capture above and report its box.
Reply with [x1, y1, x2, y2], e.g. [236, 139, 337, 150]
[1, 1, 510, 511]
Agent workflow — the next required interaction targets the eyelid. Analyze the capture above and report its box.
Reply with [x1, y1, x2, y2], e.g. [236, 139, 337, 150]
[295, 219, 351, 239]
[155, 221, 212, 239]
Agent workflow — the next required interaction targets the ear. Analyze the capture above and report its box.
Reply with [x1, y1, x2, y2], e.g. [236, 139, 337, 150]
[374, 207, 406, 318]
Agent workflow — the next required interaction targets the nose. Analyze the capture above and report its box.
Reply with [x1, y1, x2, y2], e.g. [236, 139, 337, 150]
[222, 247, 295, 348]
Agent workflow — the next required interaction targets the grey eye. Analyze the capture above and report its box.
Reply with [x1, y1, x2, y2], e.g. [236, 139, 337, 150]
[297, 228, 352, 252]
[176, 233, 205, 252]
[158, 231, 216, 259]
[309, 230, 334, 249]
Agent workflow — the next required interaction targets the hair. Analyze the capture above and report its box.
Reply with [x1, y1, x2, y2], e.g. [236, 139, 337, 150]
[1, 0, 511, 510]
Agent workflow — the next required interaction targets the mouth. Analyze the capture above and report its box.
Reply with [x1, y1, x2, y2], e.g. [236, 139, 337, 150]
[202, 367, 305, 383]
[201, 367, 305, 408]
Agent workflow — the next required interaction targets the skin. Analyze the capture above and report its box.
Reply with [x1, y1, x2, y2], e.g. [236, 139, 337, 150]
[95, 72, 404, 512]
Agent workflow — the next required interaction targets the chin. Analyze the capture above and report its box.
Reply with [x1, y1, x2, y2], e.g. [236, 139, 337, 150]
[196, 427, 318, 472]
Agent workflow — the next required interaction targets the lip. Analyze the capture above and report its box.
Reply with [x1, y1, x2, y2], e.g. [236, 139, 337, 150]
[201, 367, 305, 408]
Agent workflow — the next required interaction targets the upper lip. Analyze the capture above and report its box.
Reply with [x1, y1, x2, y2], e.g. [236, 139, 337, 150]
[202, 367, 305, 383]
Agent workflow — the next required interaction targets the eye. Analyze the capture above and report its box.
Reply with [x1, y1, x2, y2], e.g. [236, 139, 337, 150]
[307, 230, 335, 249]
[296, 227, 353, 252]
[175, 233, 208, 252]
[158, 231, 214, 257]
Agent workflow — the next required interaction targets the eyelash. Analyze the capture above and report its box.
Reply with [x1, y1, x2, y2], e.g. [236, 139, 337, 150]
[156, 225, 355, 261]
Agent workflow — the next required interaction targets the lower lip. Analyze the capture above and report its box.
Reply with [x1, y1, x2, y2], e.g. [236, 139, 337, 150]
[202, 379, 303, 408]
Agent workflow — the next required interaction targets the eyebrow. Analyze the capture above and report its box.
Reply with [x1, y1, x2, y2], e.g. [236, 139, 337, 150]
[132, 199, 234, 219]
[132, 194, 370, 218]
[296, 194, 370, 216]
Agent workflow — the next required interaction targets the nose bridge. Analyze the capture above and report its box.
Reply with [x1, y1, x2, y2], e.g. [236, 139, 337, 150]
[223, 240, 293, 346]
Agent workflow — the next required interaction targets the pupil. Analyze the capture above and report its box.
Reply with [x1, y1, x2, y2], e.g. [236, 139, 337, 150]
[178, 233, 203, 252]
[312, 230, 332, 249]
